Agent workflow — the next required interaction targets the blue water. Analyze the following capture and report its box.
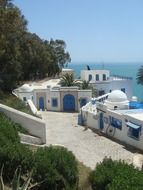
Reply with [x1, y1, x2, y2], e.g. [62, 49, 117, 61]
[67, 62, 143, 101]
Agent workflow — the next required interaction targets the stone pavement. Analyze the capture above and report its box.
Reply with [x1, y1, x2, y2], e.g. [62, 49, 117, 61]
[40, 111, 136, 169]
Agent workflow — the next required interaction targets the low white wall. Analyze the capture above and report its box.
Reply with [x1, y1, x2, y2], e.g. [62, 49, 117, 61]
[0, 104, 47, 144]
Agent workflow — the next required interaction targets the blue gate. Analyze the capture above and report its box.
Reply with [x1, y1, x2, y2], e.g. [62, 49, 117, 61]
[99, 112, 104, 130]
[63, 94, 75, 111]
[39, 97, 44, 110]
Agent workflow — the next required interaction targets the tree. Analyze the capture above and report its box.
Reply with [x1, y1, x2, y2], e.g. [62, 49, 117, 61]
[136, 66, 143, 85]
[49, 39, 71, 69]
[60, 73, 75, 87]
[0, 0, 27, 91]
[80, 80, 90, 89]
[0, 0, 71, 91]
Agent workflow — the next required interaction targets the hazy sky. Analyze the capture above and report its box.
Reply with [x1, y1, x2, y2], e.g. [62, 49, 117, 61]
[14, 0, 143, 62]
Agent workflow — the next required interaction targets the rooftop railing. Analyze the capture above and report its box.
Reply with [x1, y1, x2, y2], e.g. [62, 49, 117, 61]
[111, 75, 132, 80]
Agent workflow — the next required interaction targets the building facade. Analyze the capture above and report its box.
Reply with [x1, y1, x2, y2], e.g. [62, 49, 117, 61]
[80, 90, 143, 151]
[80, 69, 133, 99]
[13, 83, 92, 112]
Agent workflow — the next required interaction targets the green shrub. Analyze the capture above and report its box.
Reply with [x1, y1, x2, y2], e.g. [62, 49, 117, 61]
[0, 143, 33, 180]
[33, 146, 79, 190]
[89, 158, 143, 190]
[0, 112, 20, 145]
[0, 93, 32, 115]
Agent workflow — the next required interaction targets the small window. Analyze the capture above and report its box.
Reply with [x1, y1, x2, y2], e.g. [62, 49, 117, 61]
[121, 88, 125, 93]
[103, 74, 106, 81]
[52, 98, 58, 107]
[110, 117, 122, 130]
[99, 90, 105, 96]
[96, 74, 99, 81]
[127, 122, 141, 140]
[80, 98, 87, 107]
[88, 74, 92, 81]
[23, 97, 27, 101]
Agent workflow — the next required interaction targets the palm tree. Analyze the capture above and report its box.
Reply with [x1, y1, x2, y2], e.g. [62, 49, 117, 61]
[81, 80, 90, 89]
[136, 66, 143, 85]
[60, 73, 75, 87]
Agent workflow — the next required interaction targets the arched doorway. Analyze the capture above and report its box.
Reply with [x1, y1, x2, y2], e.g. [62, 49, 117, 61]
[39, 97, 44, 110]
[63, 94, 75, 112]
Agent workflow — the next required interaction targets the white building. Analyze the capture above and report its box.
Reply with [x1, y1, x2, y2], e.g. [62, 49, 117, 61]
[80, 69, 133, 99]
[13, 80, 92, 112]
[80, 90, 143, 151]
[60, 68, 74, 76]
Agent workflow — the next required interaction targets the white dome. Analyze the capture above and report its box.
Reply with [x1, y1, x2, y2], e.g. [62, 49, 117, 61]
[20, 84, 33, 92]
[107, 90, 128, 103]
[131, 96, 138, 102]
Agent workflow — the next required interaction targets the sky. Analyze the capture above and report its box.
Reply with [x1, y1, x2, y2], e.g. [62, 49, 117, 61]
[14, 0, 143, 63]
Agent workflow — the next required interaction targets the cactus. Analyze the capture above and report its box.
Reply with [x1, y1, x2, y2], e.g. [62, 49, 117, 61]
[0, 166, 40, 190]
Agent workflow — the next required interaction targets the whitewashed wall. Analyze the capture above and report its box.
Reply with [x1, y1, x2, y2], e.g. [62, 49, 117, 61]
[17, 92, 33, 102]
[110, 80, 133, 100]
[48, 90, 61, 111]
[0, 104, 47, 144]
[78, 90, 92, 110]
[81, 106, 143, 150]
[81, 70, 110, 82]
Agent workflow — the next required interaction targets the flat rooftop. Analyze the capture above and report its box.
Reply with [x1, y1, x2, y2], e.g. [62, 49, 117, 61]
[113, 109, 143, 121]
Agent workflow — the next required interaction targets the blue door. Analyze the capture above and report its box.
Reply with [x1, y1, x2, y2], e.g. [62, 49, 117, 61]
[39, 97, 44, 110]
[80, 98, 87, 107]
[99, 112, 104, 130]
[63, 94, 75, 112]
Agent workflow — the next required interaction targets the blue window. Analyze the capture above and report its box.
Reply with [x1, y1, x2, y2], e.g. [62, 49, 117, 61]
[96, 74, 99, 81]
[88, 74, 92, 81]
[23, 97, 27, 101]
[103, 74, 106, 81]
[121, 88, 125, 93]
[52, 98, 58, 107]
[99, 90, 105, 96]
[80, 98, 87, 107]
[110, 117, 122, 130]
[127, 122, 141, 140]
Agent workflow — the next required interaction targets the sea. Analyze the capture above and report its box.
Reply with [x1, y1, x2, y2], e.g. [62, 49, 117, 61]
[67, 62, 143, 101]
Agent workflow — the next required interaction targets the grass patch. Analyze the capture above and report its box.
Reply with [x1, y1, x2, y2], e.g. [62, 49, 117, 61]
[0, 91, 33, 115]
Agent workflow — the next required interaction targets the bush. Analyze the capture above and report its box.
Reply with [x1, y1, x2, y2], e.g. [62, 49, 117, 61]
[32, 146, 79, 190]
[89, 158, 143, 190]
[0, 112, 20, 145]
[0, 143, 33, 180]
[0, 93, 32, 115]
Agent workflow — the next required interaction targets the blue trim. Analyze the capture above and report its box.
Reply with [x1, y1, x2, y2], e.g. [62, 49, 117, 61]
[39, 97, 44, 110]
[88, 74, 92, 81]
[52, 98, 58, 107]
[80, 98, 87, 107]
[99, 113, 104, 130]
[63, 94, 75, 111]
[110, 116, 122, 130]
[126, 122, 141, 129]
